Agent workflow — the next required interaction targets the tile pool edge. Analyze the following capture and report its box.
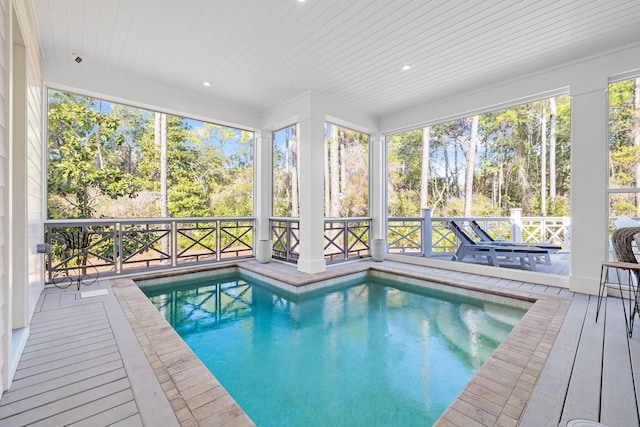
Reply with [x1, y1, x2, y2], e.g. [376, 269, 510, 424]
[113, 264, 572, 426]
[109, 277, 255, 426]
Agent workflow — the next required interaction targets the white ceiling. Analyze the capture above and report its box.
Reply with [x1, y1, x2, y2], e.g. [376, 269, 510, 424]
[33, 0, 640, 119]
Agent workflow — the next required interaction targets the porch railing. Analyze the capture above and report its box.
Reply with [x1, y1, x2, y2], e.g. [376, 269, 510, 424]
[271, 217, 299, 263]
[44, 217, 255, 284]
[270, 217, 371, 264]
[388, 209, 571, 257]
[324, 218, 371, 263]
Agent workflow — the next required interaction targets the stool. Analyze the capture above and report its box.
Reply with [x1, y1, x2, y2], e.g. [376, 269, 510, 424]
[597, 260, 640, 337]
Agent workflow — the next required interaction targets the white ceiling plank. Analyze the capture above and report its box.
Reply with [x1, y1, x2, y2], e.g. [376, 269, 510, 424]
[32, 0, 55, 61]
[64, 0, 84, 58]
[46, 0, 68, 62]
[32, 0, 640, 117]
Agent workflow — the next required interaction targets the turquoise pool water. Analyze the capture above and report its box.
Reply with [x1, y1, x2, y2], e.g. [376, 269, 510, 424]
[143, 273, 525, 426]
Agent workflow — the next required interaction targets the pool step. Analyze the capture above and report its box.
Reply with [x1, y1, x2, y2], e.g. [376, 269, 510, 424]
[483, 303, 524, 328]
[435, 304, 496, 368]
[459, 304, 514, 344]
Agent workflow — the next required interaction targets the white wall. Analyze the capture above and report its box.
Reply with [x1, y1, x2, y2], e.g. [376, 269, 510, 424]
[380, 42, 640, 294]
[0, 0, 44, 393]
[19, 0, 43, 317]
[44, 66, 261, 132]
[0, 0, 11, 396]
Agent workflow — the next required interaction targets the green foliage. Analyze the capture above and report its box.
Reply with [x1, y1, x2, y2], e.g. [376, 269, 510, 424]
[609, 79, 640, 192]
[388, 95, 572, 218]
[47, 89, 254, 220]
[48, 90, 139, 218]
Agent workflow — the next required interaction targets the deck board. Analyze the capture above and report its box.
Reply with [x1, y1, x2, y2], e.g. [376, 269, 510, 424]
[557, 296, 604, 425]
[0, 285, 179, 427]
[0, 360, 124, 406]
[518, 295, 588, 427]
[600, 296, 640, 426]
[66, 401, 140, 427]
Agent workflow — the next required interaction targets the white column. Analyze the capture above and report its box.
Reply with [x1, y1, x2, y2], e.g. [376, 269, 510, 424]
[254, 130, 273, 262]
[370, 134, 386, 240]
[297, 117, 326, 273]
[569, 82, 608, 295]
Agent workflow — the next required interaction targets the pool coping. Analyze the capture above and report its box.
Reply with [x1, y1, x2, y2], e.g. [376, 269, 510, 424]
[111, 260, 571, 426]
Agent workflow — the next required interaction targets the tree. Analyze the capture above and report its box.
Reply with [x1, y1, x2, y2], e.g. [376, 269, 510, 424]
[635, 78, 640, 210]
[329, 124, 340, 217]
[420, 127, 430, 210]
[540, 100, 547, 216]
[549, 98, 557, 206]
[47, 90, 138, 218]
[463, 116, 479, 217]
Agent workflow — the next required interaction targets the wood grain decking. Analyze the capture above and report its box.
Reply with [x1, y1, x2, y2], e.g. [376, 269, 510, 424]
[0, 284, 179, 427]
[0, 258, 638, 426]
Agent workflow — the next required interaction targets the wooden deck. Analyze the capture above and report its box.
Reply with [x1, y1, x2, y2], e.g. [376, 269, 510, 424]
[0, 258, 637, 426]
[428, 251, 571, 276]
[0, 285, 179, 426]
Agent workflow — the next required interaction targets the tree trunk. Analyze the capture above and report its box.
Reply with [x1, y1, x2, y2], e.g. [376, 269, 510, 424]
[464, 116, 479, 217]
[549, 98, 557, 206]
[634, 78, 640, 211]
[156, 112, 169, 257]
[443, 145, 450, 197]
[330, 125, 340, 217]
[291, 125, 299, 217]
[324, 133, 330, 217]
[284, 127, 290, 215]
[420, 127, 430, 210]
[159, 113, 168, 219]
[540, 100, 547, 216]
[453, 140, 460, 197]
[339, 130, 346, 213]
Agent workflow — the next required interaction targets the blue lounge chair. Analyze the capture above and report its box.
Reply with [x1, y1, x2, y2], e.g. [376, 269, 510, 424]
[469, 220, 560, 265]
[448, 221, 549, 271]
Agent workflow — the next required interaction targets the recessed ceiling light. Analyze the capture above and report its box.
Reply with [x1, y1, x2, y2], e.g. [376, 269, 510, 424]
[298, 0, 306, 2]
[401, 64, 411, 71]
[202, 81, 212, 87]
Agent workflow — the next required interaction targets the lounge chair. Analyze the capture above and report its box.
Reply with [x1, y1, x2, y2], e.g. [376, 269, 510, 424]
[448, 221, 549, 271]
[469, 219, 561, 265]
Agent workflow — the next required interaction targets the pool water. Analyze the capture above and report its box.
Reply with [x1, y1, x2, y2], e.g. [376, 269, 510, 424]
[143, 273, 525, 426]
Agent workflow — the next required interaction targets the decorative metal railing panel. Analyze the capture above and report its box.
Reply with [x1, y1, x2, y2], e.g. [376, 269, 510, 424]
[324, 218, 371, 263]
[219, 220, 254, 259]
[44, 217, 255, 284]
[387, 218, 424, 255]
[271, 218, 300, 263]
[176, 221, 217, 264]
[269, 217, 371, 264]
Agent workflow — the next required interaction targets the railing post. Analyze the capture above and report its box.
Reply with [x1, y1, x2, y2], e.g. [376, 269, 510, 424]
[216, 219, 222, 261]
[116, 222, 122, 274]
[343, 220, 348, 261]
[286, 220, 292, 262]
[422, 208, 432, 257]
[171, 220, 177, 267]
[510, 208, 522, 243]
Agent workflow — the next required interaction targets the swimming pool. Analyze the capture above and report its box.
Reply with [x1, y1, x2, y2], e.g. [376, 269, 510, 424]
[142, 272, 526, 426]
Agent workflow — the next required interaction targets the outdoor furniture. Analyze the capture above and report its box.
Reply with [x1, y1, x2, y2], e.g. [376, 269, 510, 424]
[469, 219, 561, 265]
[597, 226, 640, 337]
[448, 221, 549, 271]
[49, 230, 100, 290]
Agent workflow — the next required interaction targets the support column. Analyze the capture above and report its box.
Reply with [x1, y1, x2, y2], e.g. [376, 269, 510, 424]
[297, 117, 326, 273]
[254, 130, 273, 262]
[370, 134, 386, 240]
[569, 82, 608, 295]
